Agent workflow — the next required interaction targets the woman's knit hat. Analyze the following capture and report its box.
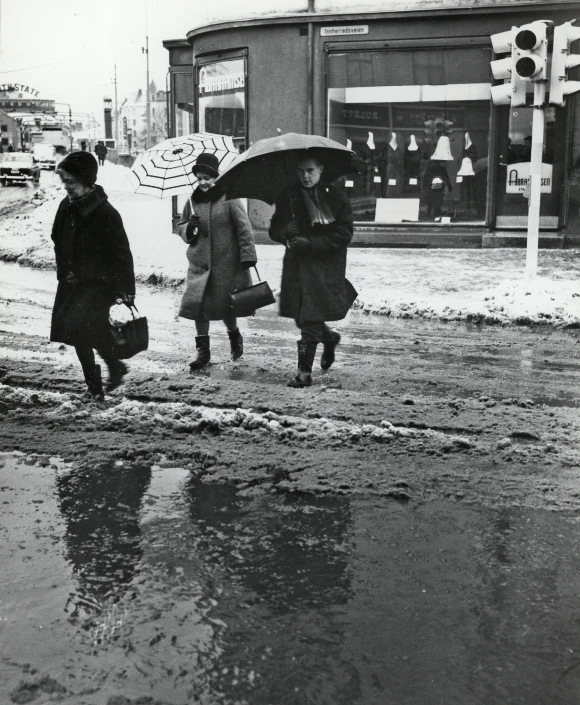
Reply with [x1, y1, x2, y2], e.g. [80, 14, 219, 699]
[192, 152, 220, 178]
[58, 151, 99, 186]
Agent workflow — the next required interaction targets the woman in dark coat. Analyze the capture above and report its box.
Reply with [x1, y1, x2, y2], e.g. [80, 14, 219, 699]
[176, 152, 257, 369]
[50, 151, 135, 400]
[269, 151, 357, 388]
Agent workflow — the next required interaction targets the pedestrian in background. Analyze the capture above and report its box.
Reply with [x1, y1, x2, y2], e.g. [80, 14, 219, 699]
[269, 151, 357, 388]
[177, 152, 257, 369]
[50, 151, 135, 400]
[95, 141, 107, 166]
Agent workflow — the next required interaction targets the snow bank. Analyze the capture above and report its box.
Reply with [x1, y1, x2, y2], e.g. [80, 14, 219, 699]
[1, 162, 580, 328]
[354, 278, 580, 328]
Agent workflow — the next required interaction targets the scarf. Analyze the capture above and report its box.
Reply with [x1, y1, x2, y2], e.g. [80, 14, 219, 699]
[299, 185, 336, 226]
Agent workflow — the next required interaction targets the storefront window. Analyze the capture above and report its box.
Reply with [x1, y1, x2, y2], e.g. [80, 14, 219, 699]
[495, 103, 565, 229]
[327, 47, 491, 224]
[197, 58, 246, 151]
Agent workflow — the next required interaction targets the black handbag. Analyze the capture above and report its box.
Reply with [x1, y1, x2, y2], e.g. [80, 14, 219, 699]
[229, 267, 275, 317]
[110, 304, 149, 360]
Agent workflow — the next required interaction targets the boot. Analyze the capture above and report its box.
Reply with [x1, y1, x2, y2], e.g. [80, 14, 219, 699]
[320, 330, 341, 370]
[287, 341, 317, 388]
[82, 364, 104, 401]
[104, 358, 128, 392]
[227, 328, 244, 361]
[189, 335, 211, 370]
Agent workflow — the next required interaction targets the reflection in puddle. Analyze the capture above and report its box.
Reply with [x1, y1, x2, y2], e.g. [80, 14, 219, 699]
[2, 453, 580, 704]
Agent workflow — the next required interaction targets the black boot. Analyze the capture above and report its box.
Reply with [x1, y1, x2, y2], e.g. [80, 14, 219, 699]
[104, 358, 128, 392]
[82, 364, 104, 401]
[189, 335, 211, 370]
[287, 341, 317, 388]
[320, 330, 341, 370]
[227, 328, 244, 361]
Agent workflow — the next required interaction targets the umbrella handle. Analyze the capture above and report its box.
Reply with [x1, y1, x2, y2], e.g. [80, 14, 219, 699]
[283, 155, 296, 220]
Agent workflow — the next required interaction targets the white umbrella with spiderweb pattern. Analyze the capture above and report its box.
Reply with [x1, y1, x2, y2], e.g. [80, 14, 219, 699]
[127, 132, 241, 209]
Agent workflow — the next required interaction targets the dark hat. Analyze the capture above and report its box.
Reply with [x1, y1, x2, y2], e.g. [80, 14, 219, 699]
[192, 152, 220, 178]
[58, 151, 98, 187]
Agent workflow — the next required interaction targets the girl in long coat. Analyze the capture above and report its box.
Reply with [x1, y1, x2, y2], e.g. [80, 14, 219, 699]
[269, 152, 357, 388]
[177, 152, 257, 369]
[50, 151, 135, 400]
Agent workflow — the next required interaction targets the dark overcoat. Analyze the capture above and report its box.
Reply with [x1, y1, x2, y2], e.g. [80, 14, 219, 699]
[177, 188, 257, 321]
[50, 185, 135, 349]
[269, 184, 357, 324]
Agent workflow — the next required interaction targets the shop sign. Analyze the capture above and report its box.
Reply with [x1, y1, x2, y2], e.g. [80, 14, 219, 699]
[199, 66, 245, 94]
[321, 25, 368, 37]
[330, 101, 466, 131]
[0, 83, 40, 97]
[506, 162, 552, 194]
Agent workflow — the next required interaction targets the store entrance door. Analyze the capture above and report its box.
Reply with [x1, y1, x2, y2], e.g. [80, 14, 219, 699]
[494, 104, 564, 229]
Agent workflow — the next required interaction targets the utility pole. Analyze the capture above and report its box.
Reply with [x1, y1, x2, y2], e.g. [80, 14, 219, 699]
[114, 63, 119, 156]
[146, 35, 151, 149]
[143, 1, 151, 150]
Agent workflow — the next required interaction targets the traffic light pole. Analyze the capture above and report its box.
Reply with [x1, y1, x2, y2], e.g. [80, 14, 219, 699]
[524, 80, 546, 281]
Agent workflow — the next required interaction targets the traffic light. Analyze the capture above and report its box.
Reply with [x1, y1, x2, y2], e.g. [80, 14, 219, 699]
[490, 27, 527, 106]
[549, 20, 580, 107]
[512, 22, 548, 82]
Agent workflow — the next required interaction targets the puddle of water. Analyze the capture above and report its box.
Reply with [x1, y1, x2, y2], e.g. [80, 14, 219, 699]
[2, 452, 580, 705]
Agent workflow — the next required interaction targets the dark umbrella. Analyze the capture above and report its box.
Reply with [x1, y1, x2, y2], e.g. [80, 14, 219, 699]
[215, 132, 358, 204]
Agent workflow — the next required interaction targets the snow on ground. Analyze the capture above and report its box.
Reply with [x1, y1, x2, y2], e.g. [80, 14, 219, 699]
[1, 162, 579, 327]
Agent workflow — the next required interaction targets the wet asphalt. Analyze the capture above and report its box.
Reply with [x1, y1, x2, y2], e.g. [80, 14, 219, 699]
[1, 261, 580, 704]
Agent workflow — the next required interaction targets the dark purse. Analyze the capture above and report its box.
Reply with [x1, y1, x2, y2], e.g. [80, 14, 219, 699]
[229, 266, 275, 317]
[110, 304, 149, 360]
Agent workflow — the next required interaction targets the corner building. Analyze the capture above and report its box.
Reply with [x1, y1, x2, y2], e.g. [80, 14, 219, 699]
[164, 0, 580, 247]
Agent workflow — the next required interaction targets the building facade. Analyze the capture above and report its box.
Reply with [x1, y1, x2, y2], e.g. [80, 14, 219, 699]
[118, 83, 168, 153]
[163, 0, 580, 246]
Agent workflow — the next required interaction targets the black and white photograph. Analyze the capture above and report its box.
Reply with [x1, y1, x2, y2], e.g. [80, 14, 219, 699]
[1, 0, 580, 703]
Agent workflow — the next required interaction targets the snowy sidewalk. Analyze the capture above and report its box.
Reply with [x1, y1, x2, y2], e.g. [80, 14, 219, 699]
[1, 161, 579, 327]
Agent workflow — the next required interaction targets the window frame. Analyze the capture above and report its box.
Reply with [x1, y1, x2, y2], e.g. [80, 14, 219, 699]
[324, 36, 494, 227]
[194, 48, 249, 150]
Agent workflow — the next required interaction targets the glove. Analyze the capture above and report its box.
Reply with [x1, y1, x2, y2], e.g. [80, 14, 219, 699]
[285, 220, 301, 238]
[288, 236, 311, 253]
[241, 260, 257, 270]
[64, 271, 78, 286]
[115, 293, 135, 306]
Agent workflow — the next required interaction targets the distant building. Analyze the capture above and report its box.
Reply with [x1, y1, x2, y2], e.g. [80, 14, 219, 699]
[0, 110, 19, 151]
[118, 82, 168, 153]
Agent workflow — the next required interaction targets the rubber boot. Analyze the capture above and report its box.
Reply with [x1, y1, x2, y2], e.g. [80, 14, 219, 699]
[287, 341, 317, 388]
[320, 330, 341, 371]
[82, 364, 104, 401]
[103, 358, 128, 392]
[189, 335, 211, 370]
[227, 328, 244, 361]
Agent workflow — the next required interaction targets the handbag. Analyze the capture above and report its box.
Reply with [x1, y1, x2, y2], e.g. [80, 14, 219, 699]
[110, 304, 149, 360]
[229, 266, 275, 317]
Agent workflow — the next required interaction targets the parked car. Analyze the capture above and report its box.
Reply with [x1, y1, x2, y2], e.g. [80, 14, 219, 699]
[32, 143, 57, 170]
[0, 152, 41, 185]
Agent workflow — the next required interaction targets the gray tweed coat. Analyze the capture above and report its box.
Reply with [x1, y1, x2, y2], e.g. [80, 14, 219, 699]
[177, 188, 257, 321]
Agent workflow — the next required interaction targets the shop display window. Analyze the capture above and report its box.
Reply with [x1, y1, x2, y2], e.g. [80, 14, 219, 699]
[495, 104, 566, 229]
[197, 58, 246, 152]
[327, 47, 491, 224]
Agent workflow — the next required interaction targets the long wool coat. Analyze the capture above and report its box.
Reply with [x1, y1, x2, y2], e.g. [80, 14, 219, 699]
[50, 185, 135, 349]
[269, 184, 357, 325]
[177, 188, 257, 321]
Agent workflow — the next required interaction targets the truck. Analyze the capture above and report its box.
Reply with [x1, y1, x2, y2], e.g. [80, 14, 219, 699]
[32, 143, 57, 170]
